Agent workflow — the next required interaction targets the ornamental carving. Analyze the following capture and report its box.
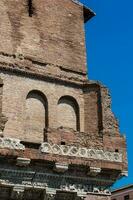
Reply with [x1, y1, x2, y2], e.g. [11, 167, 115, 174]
[40, 142, 122, 162]
[0, 137, 25, 150]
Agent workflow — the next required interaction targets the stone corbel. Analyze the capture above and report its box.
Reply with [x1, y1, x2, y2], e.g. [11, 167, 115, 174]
[88, 167, 101, 176]
[16, 157, 31, 167]
[121, 170, 128, 177]
[53, 162, 68, 173]
[118, 170, 128, 179]
[11, 185, 25, 200]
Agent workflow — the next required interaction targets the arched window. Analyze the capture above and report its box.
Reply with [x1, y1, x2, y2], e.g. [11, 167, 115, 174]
[25, 90, 48, 143]
[57, 96, 80, 131]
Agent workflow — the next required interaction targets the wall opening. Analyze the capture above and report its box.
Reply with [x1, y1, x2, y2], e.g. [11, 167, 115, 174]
[28, 0, 33, 17]
[61, 141, 66, 145]
[57, 96, 80, 131]
[25, 90, 48, 143]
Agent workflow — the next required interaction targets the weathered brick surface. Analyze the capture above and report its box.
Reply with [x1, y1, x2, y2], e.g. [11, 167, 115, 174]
[0, 0, 87, 75]
[0, 72, 85, 143]
[84, 87, 99, 134]
[101, 86, 119, 135]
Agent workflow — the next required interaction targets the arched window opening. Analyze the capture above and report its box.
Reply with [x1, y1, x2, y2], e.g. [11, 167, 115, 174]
[57, 96, 80, 131]
[25, 90, 48, 143]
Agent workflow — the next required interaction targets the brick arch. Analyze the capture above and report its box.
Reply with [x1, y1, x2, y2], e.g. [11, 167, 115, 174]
[57, 95, 80, 131]
[25, 90, 48, 143]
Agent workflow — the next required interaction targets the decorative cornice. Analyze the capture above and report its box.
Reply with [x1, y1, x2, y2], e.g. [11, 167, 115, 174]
[40, 143, 122, 163]
[0, 137, 25, 150]
[0, 167, 114, 197]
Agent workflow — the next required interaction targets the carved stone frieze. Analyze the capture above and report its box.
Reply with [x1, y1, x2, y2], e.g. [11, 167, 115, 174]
[0, 137, 25, 150]
[40, 142, 122, 162]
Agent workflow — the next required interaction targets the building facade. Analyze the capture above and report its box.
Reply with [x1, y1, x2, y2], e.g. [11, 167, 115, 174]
[0, 0, 127, 199]
[112, 185, 133, 200]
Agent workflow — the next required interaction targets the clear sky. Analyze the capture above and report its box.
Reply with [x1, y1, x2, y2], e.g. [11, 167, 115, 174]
[80, 0, 133, 188]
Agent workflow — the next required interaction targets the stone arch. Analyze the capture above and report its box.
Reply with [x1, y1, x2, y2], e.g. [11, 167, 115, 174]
[25, 90, 48, 143]
[57, 95, 80, 131]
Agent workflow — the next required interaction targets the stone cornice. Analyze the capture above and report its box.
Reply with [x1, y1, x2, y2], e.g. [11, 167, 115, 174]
[0, 168, 112, 197]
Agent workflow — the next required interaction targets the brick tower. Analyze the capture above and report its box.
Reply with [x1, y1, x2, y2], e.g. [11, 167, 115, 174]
[0, 0, 127, 200]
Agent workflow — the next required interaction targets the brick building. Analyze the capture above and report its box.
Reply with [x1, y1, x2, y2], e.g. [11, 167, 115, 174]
[112, 185, 133, 200]
[0, 0, 127, 199]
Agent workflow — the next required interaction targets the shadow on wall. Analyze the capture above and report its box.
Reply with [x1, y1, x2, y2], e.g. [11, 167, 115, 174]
[25, 90, 48, 143]
[57, 95, 80, 131]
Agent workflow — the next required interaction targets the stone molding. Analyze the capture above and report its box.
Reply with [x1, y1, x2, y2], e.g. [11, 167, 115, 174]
[40, 143, 122, 163]
[0, 137, 25, 150]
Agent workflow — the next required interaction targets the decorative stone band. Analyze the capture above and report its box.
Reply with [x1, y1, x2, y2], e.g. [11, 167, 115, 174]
[40, 143, 122, 163]
[0, 137, 25, 150]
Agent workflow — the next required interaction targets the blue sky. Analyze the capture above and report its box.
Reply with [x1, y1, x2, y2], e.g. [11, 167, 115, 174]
[80, 0, 133, 188]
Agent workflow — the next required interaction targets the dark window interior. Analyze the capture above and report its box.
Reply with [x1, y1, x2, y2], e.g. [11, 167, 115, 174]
[61, 141, 66, 145]
[124, 195, 129, 200]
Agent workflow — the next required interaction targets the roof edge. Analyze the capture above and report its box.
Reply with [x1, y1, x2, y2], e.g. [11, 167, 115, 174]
[112, 184, 133, 194]
[71, 0, 96, 22]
